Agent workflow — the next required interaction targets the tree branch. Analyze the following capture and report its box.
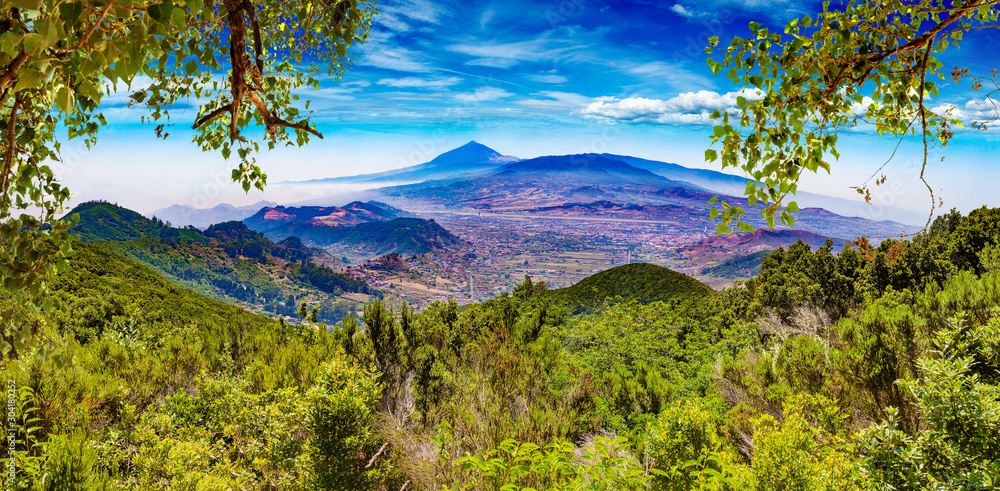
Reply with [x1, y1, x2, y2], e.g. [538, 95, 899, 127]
[247, 88, 323, 139]
[0, 51, 29, 92]
[872, 0, 992, 63]
[204, 0, 322, 143]
[191, 104, 233, 129]
[917, 37, 937, 233]
[0, 95, 23, 210]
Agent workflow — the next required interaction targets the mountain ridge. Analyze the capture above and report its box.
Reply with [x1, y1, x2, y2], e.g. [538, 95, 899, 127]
[288, 141, 519, 185]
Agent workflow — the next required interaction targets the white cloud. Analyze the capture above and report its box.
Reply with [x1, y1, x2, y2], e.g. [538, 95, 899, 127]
[377, 77, 463, 88]
[578, 89, 762, 124]
[931, 97, 1000, 126]
[527, 74, 569, 84]
[455, 87, 514, 103]
[671, 4, 695, 17]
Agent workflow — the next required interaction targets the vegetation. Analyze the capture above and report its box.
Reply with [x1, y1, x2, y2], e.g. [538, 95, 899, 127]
[548, 263, 714, 313]
[4, 2, 1000, 486]
[0, 0, 376, 351]
[699, 250, 771, 278]
[64, 201, 371, 323]
[5, 203, 1000, 488]
[704, 1, 999, 232]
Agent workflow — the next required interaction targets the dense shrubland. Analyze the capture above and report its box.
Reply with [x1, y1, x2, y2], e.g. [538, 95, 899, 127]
[2, 207, 1000, 489]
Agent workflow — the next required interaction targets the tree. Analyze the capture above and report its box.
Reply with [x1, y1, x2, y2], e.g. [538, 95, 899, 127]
[0, 0, 376, 354]
[705, 0, 999, 234]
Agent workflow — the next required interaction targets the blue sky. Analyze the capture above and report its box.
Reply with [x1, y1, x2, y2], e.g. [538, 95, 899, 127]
[64, 0, 1000, 221]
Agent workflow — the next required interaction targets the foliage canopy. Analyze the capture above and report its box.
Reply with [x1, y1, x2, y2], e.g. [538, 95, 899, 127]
[0, 0, 376, 352]
[706, 0, 999, 233]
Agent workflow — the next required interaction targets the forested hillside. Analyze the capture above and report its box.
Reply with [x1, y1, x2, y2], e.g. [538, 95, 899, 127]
[3, 206, 999, 489]
[548, 262, 714, 312]
[65, 201, 372, 323]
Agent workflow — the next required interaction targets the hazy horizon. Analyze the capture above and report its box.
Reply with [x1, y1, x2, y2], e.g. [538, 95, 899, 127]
[56, 0, 1000, 220]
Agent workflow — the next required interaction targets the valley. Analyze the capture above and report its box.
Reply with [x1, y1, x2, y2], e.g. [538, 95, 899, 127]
[117, 142, 924, 311]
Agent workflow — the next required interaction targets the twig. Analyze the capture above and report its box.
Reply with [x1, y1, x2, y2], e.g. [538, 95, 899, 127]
[365, 442, 389, 469]
[52, 1, 118, 53]
[917, 37, 937, 233]
[191, 104, 233, 129]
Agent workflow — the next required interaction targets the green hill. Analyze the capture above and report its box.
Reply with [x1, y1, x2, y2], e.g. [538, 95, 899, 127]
[46, 241, 280, 344]
[66, 200, 206, 243]
[549, 263, 714, 312]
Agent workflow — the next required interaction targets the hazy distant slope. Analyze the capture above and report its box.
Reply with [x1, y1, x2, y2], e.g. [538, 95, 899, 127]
[382, 154, 706, 210]
[148, 200, 277, 229]
[243, 201, 460, 256]
[596, 153, 924, 225]
[291, 141, 519, 184]
[276, 217, 463, 255]
[243, 201, 405, 235]
[549, 263, 713, 312]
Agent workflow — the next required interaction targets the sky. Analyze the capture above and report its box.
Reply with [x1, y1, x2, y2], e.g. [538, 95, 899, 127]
[60, 0, 1000, 221]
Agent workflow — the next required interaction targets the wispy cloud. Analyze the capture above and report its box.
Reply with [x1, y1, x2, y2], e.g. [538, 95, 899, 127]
[360, 46, 434, 72]
[527, 73, 569, 84]
[377, 77, 464, 88]
[455, 87, 514, 103]
[446, 33, 586, 69]
[379, 0, 448, 26]
[624, 61, 715, 92]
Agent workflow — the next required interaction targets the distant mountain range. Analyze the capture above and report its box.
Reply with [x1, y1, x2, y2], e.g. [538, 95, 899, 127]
[380, 153, 708, 212]
[369, 146, 914, 239]
[243, 201, 462, 256]
[287, 140, 519, 185]
[244, 201, 407, 235]
[149, 200, 277, 229]
[576, 153, 926, 225]
[150, 141, 922, 238]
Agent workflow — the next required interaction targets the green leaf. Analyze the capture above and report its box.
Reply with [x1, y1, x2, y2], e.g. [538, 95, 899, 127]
[59, 2, 84, 27]
[148, 2, 174, 23]
[55, 86, 74, 113]
[11, 0, 41, 9]
[705, 149, 718, 162]
[786, 201, 800, 212]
